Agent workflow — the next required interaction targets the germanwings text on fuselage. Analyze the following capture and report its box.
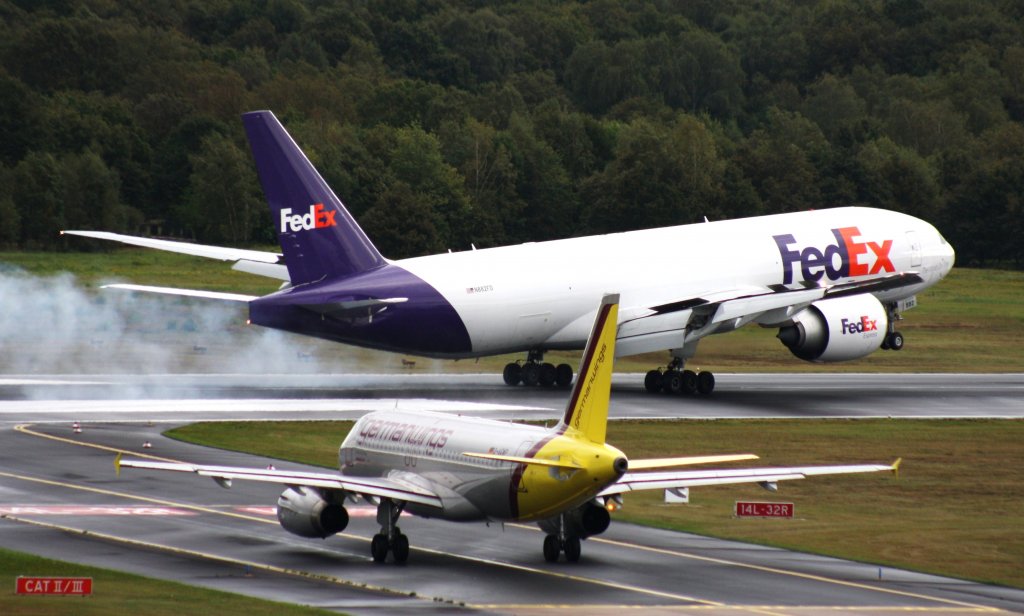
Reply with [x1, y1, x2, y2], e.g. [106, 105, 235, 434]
[774, 226, 895, 285]
[356, 418, 453, 451]
[279, 203, 337, 233]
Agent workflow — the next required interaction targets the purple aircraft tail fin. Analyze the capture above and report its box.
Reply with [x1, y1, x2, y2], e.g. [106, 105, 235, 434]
[243, 110, 385, 285]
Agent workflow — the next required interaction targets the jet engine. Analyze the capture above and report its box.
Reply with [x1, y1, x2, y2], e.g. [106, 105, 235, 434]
[276, 486, 349, 538]
[777, 294, 888, 362]
[539, 501, 611, 539]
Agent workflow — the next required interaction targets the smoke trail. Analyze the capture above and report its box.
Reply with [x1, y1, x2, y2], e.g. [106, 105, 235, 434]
[0, 266, 331, 379]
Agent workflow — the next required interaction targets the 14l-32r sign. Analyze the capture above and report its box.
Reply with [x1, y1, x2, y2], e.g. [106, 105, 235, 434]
[735, 501, 794, 518]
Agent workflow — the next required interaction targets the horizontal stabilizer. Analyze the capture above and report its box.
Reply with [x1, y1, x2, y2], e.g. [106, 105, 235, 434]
[62, 231, 282, 264]
[628, 454, 759, 470]
[102, 284, 256, 302]
[462, 452, 582, 469]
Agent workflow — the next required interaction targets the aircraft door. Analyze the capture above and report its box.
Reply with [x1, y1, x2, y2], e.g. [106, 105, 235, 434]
[514, 312, 552, 346]
[906, 231, 922, 267]
[514, 440, 535, 494]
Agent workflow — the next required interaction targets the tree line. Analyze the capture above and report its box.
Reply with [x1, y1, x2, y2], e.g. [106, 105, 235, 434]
[1, 0, 1022, 267]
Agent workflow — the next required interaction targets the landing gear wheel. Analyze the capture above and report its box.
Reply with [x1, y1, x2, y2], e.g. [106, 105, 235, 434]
[539, 362, 557, 387]
[563, 536, 582, 562]
[887, 331, 904, 351]
[391, 532, 409, 564]
[681, 370, 698, 395]
[697, 371, 715, 395]
[555, 363, 573, 387]
[503, 362, 522, 386]
[543, 534, 560, 562]
[881, 337, 890, 350]
[521, 362, 540, 386]
[662, 370, 682, 394]
[645, 370, 663, 393]
[371, 533, 389, 563]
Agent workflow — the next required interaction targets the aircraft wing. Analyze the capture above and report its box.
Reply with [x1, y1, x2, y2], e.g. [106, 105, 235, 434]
[599, 459, 900, 496]
[115, 457, 443, 508]
[648, 272, 924, 324]
[617, 272, 924, 355]
[62, 230, 290, 281]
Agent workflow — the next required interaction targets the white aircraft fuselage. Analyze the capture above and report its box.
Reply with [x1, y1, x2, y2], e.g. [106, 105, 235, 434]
[398, 206, 954, 357]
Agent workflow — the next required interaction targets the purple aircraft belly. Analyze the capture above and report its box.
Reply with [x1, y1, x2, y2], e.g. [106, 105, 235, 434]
[248, 264, 471, 357]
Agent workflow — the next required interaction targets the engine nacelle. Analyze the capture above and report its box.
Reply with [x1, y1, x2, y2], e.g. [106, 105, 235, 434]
[777, 295, 887, 362]
[538, 502, 611, 539]
[276, 486, 349, 539]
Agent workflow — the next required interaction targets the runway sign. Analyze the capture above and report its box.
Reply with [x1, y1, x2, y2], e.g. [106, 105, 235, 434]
[735, 501, 794, 518]
[16, 577, 92, 596]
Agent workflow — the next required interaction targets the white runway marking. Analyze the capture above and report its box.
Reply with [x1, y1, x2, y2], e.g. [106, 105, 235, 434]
[0, 398, 549, 415]
[0, 505, 196, 516]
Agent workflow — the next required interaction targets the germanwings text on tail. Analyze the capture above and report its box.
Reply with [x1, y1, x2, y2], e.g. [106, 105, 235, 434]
[64, 109, 955, 395]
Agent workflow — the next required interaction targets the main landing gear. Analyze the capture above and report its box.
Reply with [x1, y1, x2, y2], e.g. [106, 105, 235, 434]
[542, 515, 583, 563]
[503, 350, 573, 388]
[644, 358, 715, 395]
[371, 498, 409, 564]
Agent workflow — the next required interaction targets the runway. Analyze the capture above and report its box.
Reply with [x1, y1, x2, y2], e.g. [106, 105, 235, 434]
[2, 372, 1023, 423]
[2, 419, 1023, 615]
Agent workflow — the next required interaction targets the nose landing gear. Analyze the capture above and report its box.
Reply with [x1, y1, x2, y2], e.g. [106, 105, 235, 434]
[880, 302, 905, 351]
[371, 499, 409, 564]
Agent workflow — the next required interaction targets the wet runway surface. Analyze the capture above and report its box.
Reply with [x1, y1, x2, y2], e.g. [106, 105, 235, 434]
[2, 372, 1023, 423]
[2, 373, 1023, 614]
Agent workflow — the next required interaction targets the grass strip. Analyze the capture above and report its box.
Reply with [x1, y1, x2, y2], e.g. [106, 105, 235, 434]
[0, 545, 333, 616]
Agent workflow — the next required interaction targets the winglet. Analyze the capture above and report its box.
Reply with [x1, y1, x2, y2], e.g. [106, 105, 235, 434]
[891, 457, 902, 477]
[558, 294, 619, 444]
[114, 453, 122, 477]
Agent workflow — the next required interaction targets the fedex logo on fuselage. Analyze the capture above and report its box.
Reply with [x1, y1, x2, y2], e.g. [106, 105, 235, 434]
[773, 226, 894, 285]
[279, 203, 337, 233]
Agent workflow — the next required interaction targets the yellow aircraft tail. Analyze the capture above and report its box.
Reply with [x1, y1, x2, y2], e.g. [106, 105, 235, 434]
[557, 294, 619, 444]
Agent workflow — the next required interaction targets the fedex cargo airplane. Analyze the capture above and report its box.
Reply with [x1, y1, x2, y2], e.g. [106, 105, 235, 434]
[65, 110, 955, 393]
[116, 295, 900, 564]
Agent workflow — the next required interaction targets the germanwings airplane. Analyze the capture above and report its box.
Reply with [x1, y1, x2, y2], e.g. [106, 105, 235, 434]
[116, 295, 900, 564]
[65, 110, 955, 393]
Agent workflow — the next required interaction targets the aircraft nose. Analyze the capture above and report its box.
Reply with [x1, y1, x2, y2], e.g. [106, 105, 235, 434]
[938, 231, 956, 274]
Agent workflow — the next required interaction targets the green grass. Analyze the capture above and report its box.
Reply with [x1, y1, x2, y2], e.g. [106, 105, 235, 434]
[0, 546, 333, 615]
[2, 249, 1022, 372]
[0, 249, 281, 295]
[169, 418, 1024, 589]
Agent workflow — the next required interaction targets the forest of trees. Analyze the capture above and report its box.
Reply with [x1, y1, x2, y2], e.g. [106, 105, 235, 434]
[1, 0, 1022, 267]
